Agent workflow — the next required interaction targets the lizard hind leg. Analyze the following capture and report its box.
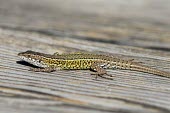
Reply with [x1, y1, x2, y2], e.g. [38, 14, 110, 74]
[90, 63, 114, 80]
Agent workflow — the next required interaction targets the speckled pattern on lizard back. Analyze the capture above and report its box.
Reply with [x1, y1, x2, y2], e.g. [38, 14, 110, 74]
[18, 50, 170, 79]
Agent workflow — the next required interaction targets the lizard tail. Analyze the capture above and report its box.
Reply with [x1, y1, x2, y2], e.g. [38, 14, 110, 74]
[130, 63, 170, 78]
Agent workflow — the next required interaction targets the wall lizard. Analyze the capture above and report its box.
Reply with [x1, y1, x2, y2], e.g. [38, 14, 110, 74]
[18, 50, 170, 79]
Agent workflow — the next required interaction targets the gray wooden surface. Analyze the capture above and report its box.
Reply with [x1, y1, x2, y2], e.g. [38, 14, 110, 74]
[0, 0, 170, 113]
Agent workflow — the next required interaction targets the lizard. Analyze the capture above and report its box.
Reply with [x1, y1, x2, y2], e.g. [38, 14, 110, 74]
[18, 50, 170, 79]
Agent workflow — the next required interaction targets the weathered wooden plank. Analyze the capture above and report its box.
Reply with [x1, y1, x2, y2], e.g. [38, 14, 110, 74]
[0, 27, 170, 113]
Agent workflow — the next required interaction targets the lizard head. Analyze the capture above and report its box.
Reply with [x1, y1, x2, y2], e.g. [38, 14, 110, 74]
[18, 50, 48, 67]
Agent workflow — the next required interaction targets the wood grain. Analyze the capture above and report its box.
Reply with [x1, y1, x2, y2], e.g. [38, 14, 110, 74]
[0, 0, 170, 113]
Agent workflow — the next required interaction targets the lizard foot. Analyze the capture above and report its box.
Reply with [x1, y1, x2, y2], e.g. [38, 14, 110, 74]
[91, 72, 114, 80]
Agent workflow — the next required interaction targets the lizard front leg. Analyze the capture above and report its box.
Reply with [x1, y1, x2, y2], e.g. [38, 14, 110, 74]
[90, 63, 114, 80]
[29, 67, 57, 72]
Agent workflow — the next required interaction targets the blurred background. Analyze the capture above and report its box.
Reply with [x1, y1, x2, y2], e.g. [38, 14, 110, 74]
[1, 0, 170, 51]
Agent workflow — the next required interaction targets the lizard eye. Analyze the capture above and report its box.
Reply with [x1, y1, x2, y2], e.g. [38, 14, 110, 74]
[27, 54, 31, 57]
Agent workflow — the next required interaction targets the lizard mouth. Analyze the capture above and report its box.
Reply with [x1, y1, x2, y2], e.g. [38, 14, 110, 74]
[18, 56, 48, 68]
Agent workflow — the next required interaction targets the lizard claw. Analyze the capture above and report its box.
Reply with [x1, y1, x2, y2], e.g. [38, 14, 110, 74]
[90, 72, 114, 80]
